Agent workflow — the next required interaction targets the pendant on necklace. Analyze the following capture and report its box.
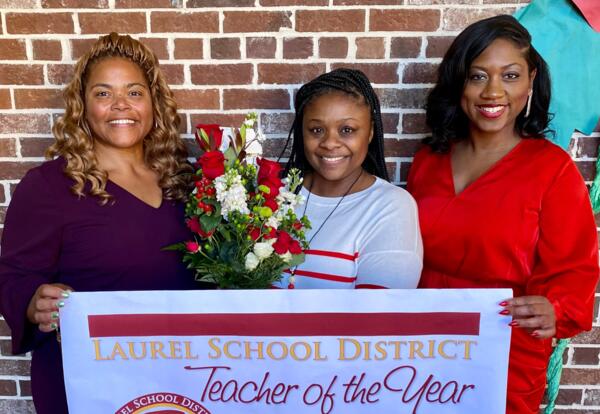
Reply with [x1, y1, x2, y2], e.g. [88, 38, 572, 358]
[288, 270, 296, 289]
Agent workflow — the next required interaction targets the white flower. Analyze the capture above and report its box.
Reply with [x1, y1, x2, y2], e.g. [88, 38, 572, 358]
[214, 170, 250, 220]
[279, 252, 293, 263]
[253, 242, 274, 260]
[266, 216, 280, 229]
[245, 252, 259, 271]
[245, 138, 263, 157]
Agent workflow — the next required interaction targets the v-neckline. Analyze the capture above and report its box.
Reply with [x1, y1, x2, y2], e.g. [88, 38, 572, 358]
[107, 179, 164, 210]
[448, 139, 525, 197]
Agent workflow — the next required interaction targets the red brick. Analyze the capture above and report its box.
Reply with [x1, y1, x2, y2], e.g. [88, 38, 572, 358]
[20, 138, 55, 158]
[79, 12, 146, 34]
[160, 64, 184, 85]
[553, 388, 583, 405]
[0, 39, 26, 60]
[0, 400, 34, 413]
[0, 139, 16, 157]
[318, 37, 348, 59]
[139, 37, 169, 61]
[377, 87, 429, 109]
[14, 89, 64, 109]
[211, 38, 241, 60]
[0, 0, 36, 6]
[576, 161, 595, 181]
[0, 89, 11, 109]
[19, 380, 32, 397]
[426, 36, 455, 58]
[390, 37, 422, 58]
[443, 8, 515, 31]
[174, 38, 204, 59]
[42, 0, 108, 6]
[370, 9, 440, 31]
[262, 138, 288, 158]
[189, 113, 248, 130]
[223, 89, 290, 110]
[258, 63, 325, 85]
[334, 0, 402, 3]
[188, 0, 254, 5]
[0, 359, 31, 376]
[331, 63, 398, 84]
[283, 37, 314, 60]
[48, 64, 74, 85]
[0, 339, 11, 356]
[32, 40, 62, 61]
[261, 0, 327, 4]
[0, 380, 17, 396]
[116, 0, 173, 6]
[572, 347, 600, 366]
[0, 115, 51, 134]
[0, 65, 44, 85]
[6, 12, 74, 34]
[151, 11, 218, 33]
[385, 138, 423, 157]
[356, 37, 385, 59]
[172, 89, 219, 110]
[381, 113, 400, 135]
[561, 368, 600, 385]
[260, 112, 294, 134]
[297, 10, 365, 32]
[191, 64, 253, 85]
[572, 136, 600, 158]
[224, 11, 291, 33]
[402, 113, 429, 134]
[406, 0, 478, 3]
[403, 62, 438, 84]
[400, 161, 412, 182]
[246, 37, 277, 59]
[0, 319, 10, 336]
[387, 161, 398, 182]
[71, 38, 97, 60]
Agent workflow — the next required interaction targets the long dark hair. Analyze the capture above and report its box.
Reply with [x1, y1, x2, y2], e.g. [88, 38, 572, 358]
[281, 68, 389, 181]
[425, 14, 553, 153]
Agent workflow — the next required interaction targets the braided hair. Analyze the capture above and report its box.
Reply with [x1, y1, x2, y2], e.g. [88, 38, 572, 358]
[281, 68, 389, 181]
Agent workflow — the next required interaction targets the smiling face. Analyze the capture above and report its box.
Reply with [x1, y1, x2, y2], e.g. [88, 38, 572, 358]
[302, 91, 373, 195]
[84, 57, 153, 154]
[460, 38, 535, 140]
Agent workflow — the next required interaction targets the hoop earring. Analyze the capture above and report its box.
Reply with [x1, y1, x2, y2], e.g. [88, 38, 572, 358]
[525, 90, 533, 118]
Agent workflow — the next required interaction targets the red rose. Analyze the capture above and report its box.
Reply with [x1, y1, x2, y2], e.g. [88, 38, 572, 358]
[259, 176, 283, 199]
[273, 231, 292, 254]
[195, 124, 223, 152]
[264, 198, 278, 213]
[293, 221, 303, 230]
[186, 217, 214, 238]
[199, 151, 225, 180]
[257, 158, 282, 182]
[264, 226, 277, 239]
[185, 241, 200, 253]
[289, 240, 302, 255]
[248, 226, 260, 241]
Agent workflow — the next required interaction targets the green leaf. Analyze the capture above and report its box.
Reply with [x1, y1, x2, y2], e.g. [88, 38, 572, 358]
[162, 242, 188, 252]
[200, 213, 221, 232]
[287, 253, 305, 268]
[223, 147, 238, 168]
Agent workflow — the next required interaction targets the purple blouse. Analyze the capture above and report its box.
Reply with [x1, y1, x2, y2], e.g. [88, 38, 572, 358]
[0, 158, 200, 414]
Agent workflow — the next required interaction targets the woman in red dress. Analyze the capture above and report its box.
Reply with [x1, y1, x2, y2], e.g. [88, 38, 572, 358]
[408, 15, 599, 414]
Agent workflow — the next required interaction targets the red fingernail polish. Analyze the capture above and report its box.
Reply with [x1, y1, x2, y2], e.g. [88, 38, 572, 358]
[508, 321, 519, 327]
[499, 309, 510, 315]
[531, 332, 539, 337]
[499, 301, 508, 306]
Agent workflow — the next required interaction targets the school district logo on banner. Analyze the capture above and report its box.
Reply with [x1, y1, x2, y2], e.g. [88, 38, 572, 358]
[60, 289, 512, 414]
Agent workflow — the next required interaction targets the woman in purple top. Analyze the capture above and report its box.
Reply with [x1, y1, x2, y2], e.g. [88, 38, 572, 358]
[0, 33, 199, 413]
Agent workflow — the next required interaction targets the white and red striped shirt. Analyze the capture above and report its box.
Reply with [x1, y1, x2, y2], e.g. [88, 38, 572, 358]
[274, 177, 423, 289]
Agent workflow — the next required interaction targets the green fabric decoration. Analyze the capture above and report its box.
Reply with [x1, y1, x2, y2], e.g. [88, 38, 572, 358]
[543, 338, 570, 414]
[515, 0, 600, 211]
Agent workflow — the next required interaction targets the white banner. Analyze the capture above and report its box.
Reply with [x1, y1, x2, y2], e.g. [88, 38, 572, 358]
[60, 289, 511, 414]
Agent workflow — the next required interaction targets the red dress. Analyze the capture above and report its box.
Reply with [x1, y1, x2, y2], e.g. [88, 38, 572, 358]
[407, 138, 599, 414]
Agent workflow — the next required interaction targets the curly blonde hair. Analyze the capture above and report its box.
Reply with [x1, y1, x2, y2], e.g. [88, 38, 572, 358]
[48, 32, 192, 203]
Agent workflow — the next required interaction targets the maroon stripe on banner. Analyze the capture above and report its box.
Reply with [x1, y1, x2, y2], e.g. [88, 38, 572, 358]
[88, 312, 480, 337]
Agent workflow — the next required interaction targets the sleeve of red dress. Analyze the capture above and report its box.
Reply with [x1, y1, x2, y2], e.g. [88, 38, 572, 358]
[0, 167, 62, 354]
[526, 160, 599, 338]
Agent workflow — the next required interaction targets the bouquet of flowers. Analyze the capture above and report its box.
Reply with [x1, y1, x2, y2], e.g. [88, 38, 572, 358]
[173, 114, 310, 289]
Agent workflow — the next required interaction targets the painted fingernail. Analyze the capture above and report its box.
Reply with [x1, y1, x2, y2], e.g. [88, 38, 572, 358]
[61, 291, 70, 298]
[51, 312, 59, 319]
[50, 323, 57, 330]
[531, 331, 539, 338]
[499, 309, 510, 315]
[499, 301, 508, 306]
[508, 321, 519, 327]
[56, 301, 65, 308]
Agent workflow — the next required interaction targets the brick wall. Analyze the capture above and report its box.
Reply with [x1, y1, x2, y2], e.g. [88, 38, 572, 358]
[0, 0, 598, 413]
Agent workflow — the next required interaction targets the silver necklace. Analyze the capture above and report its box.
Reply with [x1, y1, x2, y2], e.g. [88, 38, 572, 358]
[287, 169, 364, 288]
